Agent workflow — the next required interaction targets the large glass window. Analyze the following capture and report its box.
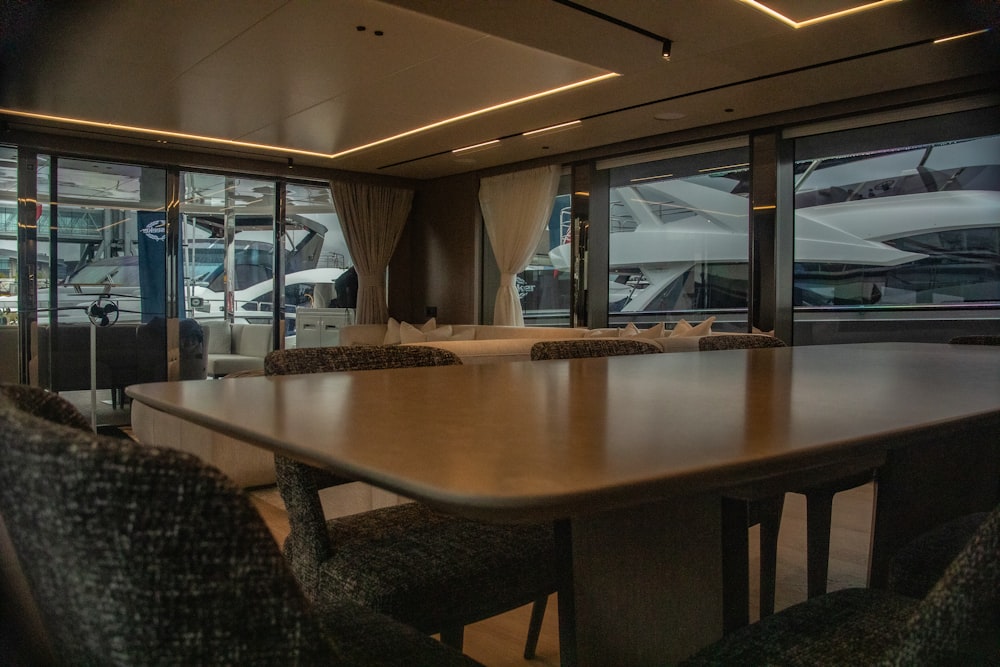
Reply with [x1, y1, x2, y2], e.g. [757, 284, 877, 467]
[601, 143, 750, 329]
[180, 173, 350, 346]
[0, 157, 168, 327]
[792, 110, 1000, 343]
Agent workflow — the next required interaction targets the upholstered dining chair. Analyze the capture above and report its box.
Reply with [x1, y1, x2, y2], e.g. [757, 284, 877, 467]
[697, 333, 788, 351]
[264, 345, 556, 659]
[697, 335, 877, 630]
[681, 501, 1000, 665]
[0, 382, 92, 432]
[529, 337, 660, 360]
[949, 334, 1000, 345]
[0, 383, 94, 664]
[885, 334, 999, 599]
[0, 399, 482, 667]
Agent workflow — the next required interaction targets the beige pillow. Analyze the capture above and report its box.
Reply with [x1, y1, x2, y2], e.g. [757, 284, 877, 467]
[669, 316, 716, 337]
[400, 322, 453, 343]
[384, 317, 437, 345]
[619, 322, 665, 339]
[383, 317, 402, 345]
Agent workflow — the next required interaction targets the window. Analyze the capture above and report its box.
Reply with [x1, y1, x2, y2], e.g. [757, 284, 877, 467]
[516, 174, 571, 325]
[791, 107, 1000, 343]
[602, 141, 750, 329]
[180, 174, 350, 344]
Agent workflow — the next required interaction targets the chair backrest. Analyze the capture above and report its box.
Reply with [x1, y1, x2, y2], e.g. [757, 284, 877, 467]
[266, 344, 463, 562]
[265, 344, 462, 375]
[0, 383, 92, 432]
[949, 335, 1000, 346]
[0, 401, 338, 665]
[529, 338, 660, 360]
[887, 503, 1000, 664]
[698, 334, 787, 352]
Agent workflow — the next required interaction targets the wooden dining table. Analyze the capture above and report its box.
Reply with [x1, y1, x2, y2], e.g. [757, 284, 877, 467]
[127, 342, 1000, 665]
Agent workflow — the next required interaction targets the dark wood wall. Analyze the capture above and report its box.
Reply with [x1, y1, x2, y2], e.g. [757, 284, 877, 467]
[390, 172, 483, 324]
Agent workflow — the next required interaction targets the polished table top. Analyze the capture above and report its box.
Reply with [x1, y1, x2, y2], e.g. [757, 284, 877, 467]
[127, 342, 1000, 524]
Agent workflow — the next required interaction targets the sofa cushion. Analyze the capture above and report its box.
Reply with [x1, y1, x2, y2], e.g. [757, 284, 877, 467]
[405, 339, 540, 364]
[208, 354, 266, 377]
[232, 324, 273, 357]
[473, 325, 588, 341]
[203, 320, 232, 355]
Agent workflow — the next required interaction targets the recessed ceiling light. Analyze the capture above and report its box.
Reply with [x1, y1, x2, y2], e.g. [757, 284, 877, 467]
[654, 112, 686, 121]
[934, 28, 990, 44]
[522, 120, 582, 137]
[736, 0, 906, 29]
[0, 73, 618, 164]
[452, 139, 500, 154]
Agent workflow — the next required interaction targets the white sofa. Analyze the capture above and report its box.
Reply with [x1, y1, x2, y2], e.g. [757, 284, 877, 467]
[202, 321, 274, 377]
[339, 318, 726, 363]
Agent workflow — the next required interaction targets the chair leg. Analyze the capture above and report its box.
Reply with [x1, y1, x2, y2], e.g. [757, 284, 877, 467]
[756, 495, 785, 618]
[439, 625, 464, 651]
[805, 491, 835, 598]
[721, 497, 751, 633]
[523, 595, 548, 659]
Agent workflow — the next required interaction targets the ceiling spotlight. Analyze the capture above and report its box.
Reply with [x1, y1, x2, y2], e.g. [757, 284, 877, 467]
[662, 39, 672, 60]
[287, 157, 294, 169]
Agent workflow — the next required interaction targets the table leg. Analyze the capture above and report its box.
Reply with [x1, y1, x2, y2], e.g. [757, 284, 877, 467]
[557, 493, 723, 666]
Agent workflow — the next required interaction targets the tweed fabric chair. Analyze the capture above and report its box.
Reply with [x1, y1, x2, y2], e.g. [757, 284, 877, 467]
[529, 337, 660, 360]
[697, 334, 787, 351]
[682, 502, 1000, 665]
[0, 400, 482, 666]
[0, 383, 92, 432]
[697, 335, 877, 630]
[949, 335, 1000, 345]
[265, 343, 462, 374]
[265, 345, 555, 658]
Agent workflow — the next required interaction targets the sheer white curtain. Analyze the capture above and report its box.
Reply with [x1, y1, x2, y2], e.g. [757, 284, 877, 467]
[331, 181, 414, 324]
[479, 165, 561, 326]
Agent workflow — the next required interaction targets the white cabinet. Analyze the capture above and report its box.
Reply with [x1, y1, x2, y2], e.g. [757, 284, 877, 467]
[295, 308, 354, 347]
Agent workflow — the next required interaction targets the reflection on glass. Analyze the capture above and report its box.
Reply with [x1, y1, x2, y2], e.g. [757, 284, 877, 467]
[600, 147, 751, 325]
[793, 134, 1000, 307]
[517, 176, 571, 326]
[179, 175, 351, 345]
[0, 157, 168, 325]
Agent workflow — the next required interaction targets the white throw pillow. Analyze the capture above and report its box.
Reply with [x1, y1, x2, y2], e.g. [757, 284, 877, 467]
[383, 317, 402, 344]
[400, 322, 452, 343]
[619, 322, 665, 339]
[384, 317, 437, 345]
[668, 316, 716, 337]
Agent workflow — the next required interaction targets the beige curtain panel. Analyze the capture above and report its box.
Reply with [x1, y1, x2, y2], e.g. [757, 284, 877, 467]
[479, 165, 561, 326]
[331, 181, 414, 324]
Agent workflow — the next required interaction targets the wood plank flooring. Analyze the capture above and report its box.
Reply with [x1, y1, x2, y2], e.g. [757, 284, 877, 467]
[249, 482, 874, 667]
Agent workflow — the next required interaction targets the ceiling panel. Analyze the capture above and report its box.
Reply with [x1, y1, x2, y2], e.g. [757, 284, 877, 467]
[0, 0, 996, 181]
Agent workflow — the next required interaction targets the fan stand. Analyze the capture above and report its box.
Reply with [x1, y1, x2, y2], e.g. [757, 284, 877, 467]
[86, 299, 119, 432]
[89, 322, 97, 431]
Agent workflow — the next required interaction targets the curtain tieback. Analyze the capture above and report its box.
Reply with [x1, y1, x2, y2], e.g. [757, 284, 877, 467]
[499, 273, 516, 289]
[357, 273, 383, 287]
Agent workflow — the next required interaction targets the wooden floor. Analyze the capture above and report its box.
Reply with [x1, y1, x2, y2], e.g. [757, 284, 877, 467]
[249, 482, 874, 667]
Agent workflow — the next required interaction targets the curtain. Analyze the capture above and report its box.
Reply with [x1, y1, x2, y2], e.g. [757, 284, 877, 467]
[479, 165, 561, 326]
[331, 181, 414, 324]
